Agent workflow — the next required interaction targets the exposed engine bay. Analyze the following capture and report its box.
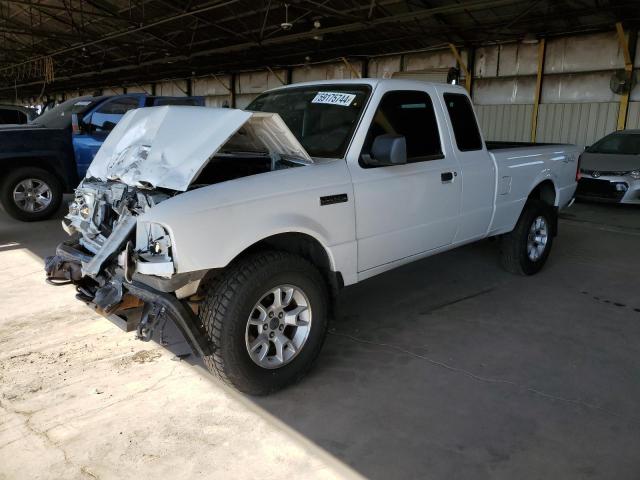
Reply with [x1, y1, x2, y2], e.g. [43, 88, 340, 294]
[44, 151, 305, 356]
[44, 105, 314, 357]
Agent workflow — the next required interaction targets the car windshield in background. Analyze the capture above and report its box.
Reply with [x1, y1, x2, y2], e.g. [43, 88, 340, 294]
[34, 96, 95, 129]
[587, 132, 640, 155]
[247, 85, 371, 158]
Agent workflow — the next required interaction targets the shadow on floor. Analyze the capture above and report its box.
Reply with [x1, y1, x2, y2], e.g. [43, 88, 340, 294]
[4, 200, 640, 479]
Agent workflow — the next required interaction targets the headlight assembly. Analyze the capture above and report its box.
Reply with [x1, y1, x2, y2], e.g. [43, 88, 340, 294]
[132, 221, 175, 278]
[630, 170, 640, 180]
[136, 221, 172, 258]
[79, 205, 91, 219]
[69, 192, 93, 219]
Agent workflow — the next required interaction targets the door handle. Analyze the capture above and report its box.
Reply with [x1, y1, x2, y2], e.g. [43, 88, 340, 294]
[441, 171, 454, 183]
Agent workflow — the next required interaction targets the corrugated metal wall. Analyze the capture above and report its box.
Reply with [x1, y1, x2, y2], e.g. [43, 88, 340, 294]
[235, 69, 287, 109]
[472, 31, 638, 146]
[155, 80, 188, 97]
[475, 104, 533, 142]
[536, 102, 619, 145]
[126, 84, 153, 94]
[193, 75, 232, 107]
[626, 102, 640, 129]
[16, 30, 640, 146]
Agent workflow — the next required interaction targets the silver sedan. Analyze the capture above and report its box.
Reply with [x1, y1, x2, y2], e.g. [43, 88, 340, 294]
[576, 130, 640, 204]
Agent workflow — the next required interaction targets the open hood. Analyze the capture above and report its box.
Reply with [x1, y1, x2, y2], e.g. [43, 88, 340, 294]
[86, 106, 312, 191]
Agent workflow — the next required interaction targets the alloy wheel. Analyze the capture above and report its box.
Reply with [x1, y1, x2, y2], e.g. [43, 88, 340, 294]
[245, 284, 312, 369]
[12, 178, 53, 213]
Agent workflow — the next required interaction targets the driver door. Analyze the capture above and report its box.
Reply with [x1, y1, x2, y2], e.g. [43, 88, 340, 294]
[348, 88, 462, 273]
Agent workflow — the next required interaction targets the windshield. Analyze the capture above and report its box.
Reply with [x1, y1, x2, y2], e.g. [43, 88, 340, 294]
[587, 132, 640, 155]
[247, 85, 371, 158]
[34, 96, 95, 129]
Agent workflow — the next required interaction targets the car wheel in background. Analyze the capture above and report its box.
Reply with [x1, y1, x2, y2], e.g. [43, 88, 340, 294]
[0, 167, 63, 222]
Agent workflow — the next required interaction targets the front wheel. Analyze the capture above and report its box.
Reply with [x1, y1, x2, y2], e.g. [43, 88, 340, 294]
[500, 199, 556, 275]
[199, 251, 329, 395]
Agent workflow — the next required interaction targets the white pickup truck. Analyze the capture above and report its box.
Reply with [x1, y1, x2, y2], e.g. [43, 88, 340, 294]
[45, 79, 579, 395]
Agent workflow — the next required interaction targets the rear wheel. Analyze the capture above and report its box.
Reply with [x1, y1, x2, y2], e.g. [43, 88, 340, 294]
[500, 199, 555, 275]
[199, 251, 329, 395]
[0, 167, 63, 221]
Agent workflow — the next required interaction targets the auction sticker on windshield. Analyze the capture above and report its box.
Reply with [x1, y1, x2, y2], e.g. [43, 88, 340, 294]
[311, 92, 356, 106]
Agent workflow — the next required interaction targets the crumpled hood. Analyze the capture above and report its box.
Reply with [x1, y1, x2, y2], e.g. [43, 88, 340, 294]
[86, 106, 311, 191]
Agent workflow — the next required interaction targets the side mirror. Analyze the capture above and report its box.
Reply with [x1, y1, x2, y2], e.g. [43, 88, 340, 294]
[363, 134, 407, 167]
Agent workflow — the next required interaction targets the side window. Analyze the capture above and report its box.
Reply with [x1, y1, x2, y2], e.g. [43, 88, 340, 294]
[361, 90, 443, 166]
[589, 133, 640, 154]
[90, 97, 140, 132]
[0, 108, 27, 124]
[154, 97, 200, 106]
[443, 93, 483, 151]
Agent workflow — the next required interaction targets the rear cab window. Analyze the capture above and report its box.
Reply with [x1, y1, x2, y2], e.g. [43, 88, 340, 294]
[360, 90, 443, 167]
[443, 92, 483, 152]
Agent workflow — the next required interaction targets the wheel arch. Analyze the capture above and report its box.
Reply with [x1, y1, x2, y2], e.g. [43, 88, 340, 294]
[526, 179, 559, 235]
[200, 231, 344, 297]
[0, 157, 69, 191]
[528, 179, 557, 207]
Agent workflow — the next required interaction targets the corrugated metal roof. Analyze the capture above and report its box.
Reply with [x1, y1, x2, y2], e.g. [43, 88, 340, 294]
[0, 0, 637, 97]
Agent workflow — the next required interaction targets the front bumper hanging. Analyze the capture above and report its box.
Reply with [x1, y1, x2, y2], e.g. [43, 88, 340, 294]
[45, 240, 212, 357]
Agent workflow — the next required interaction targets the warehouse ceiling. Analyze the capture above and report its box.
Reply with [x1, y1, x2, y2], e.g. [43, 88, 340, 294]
[1, 0, 639, 97]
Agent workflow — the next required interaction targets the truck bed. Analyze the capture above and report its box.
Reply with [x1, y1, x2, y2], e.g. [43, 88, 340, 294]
[487, 142, 580, 236]
[486, 141, 561, 150]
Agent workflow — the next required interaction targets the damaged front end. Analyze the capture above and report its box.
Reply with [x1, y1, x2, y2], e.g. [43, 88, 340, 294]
[45, 180, 212, 356]
[44, 105, 314, 357]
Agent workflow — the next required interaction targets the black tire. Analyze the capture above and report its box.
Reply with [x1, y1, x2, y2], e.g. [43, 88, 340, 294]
[199, 251, 329, 395]
[500, 199, 556, 275]
[0, 167, 63, 221]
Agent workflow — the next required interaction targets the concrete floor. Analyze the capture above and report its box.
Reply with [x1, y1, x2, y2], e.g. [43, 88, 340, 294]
[1, 200, 639, 479]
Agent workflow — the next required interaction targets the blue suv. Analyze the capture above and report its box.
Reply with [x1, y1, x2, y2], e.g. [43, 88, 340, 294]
[0, 94, 204, 221]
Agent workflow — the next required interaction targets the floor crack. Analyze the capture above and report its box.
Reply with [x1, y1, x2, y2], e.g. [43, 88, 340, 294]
[418, 287, 496, 316]
[0, 398, 73, 467]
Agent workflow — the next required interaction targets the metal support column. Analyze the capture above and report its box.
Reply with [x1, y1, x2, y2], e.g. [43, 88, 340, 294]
[341, 57, 362, 78]
[616, 22, 636, 131]
[531, 38, 546, 142]
[266, 66, 286, 85]
[230, 73, 236, 108]
[448, 43, 472, 93]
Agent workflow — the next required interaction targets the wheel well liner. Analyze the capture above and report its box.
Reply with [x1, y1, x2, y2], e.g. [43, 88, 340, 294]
[200, 232, 343, 297]
[528, 180, 556, 206]
[527, 181, 558, 236]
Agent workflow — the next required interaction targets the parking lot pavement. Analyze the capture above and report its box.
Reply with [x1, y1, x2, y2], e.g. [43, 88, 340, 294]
[1, 201, 639, 479]
[0, 206, 358, 480]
